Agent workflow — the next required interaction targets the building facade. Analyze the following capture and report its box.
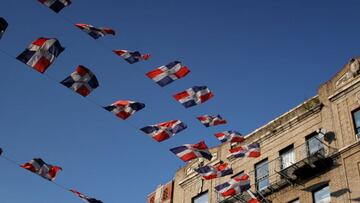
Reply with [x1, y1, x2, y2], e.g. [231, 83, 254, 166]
[151, 58, 360, 203]
[147, 180, 174, 203]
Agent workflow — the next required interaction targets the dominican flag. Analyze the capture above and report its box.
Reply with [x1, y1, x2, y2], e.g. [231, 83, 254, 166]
[215, 174, 251, 197]
[173, 86, 214, 108]
[104, 100, 145, 120]
[227, 143, 261, 159]
[146, 61, 190, 87]
[0, 17, 8, 39]
[113, 50, 150, 64]
[60, 65, 99, 97]
[17, 37, 64, 73]
[141, 120, 187, 142]
[21, 158, 62, 181]
[197, 114, 227, 127]
[38, 0, 71, 13]
[215, 131, 245, 143]
[70, 189, 103, 203]
[247, 198, 260, 203]
[194, 162, 233, 180]
[75, 23, 115, 39]
[170, 141, 212, 162]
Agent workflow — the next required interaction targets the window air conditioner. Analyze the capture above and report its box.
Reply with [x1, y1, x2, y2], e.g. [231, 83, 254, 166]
[356, 133, 360, 141]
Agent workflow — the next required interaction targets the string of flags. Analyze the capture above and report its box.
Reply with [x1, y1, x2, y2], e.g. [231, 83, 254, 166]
[0, 0, 264, 202]
[0, 148, 104, 203]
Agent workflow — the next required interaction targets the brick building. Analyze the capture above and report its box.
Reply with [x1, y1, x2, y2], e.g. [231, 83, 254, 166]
[150, 58, 360, 203]
[147, 180, 174, 203]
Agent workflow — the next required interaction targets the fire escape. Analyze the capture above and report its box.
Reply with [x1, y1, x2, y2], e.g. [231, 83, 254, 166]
[218, 136, 338, 203]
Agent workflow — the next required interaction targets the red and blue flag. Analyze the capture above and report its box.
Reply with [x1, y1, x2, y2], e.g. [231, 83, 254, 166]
[197, 114, 227, 127]
[146, 61, 190, 87]
[70, 189, 103, 203]
[228, 143, 261, 159]
[17, 37, 64, 73]
[173, 86, 214, 108]
[141, 120, 187, 142]
[113, 50, 150, 64]
[104, 100, 145, 120]
[215, 131, 245, 143]
[170, 141, 212, 162]
[215, 174, 251, 197]
[21, 158, 62, 181]
[195, 162, 233, 180]
[38, 0, 71, 13]
[75, 23, 115, 39]
[60, 65, 99, 97]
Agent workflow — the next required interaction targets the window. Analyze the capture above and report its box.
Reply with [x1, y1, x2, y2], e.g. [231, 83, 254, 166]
[162, 188, 169, 201]
[288, 198, 300, 203]
[255, 159, 269, 191]
[192, 191, 208, 203]
[306, 132, 324, 155]
[313, 185, 331, 203]
[148, 195, 155, 203]
[280, 145, 295, 169]
[352, 108, 360, 139]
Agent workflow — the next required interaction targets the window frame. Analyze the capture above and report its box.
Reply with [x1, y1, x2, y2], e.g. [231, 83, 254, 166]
[192, 191, 209, 203]
[279, 144, 295, 170]
[288, 198, 300, 203]
[306, 132, 324, 156]
[312, 184, 331, 203]
[255, 158, 269, 191]
[351, 107, 360, 140]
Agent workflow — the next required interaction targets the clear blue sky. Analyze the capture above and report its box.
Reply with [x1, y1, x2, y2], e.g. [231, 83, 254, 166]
[0, 1, 359, 202]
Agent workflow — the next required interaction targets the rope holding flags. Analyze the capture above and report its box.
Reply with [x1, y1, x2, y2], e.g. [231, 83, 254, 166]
[0, 148, 104, 202]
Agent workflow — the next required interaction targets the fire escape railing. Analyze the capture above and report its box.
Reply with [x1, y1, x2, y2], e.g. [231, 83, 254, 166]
[218, 137, 338, 203]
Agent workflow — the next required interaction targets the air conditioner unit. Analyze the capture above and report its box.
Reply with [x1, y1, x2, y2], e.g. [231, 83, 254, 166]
[356, 133, 360, 141]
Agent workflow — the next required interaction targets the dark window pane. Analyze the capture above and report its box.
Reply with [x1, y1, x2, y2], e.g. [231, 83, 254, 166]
[313, 185, 330, 203]
[255, 159, 269, 191]
[353, 109, 360, 134]
[280, 146, 295, 169]
[306, 134, 323, 155]
[193, 192, 208, 203]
